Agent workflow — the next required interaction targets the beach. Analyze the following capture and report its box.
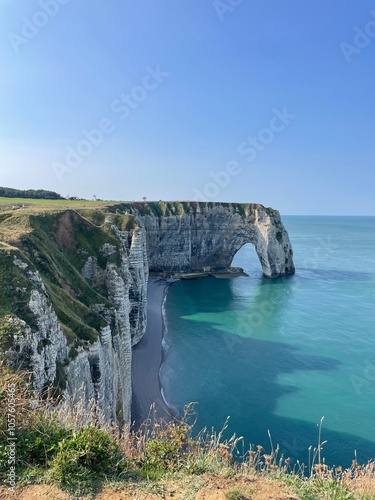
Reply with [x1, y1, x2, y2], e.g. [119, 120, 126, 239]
[131, 277, 175, 428]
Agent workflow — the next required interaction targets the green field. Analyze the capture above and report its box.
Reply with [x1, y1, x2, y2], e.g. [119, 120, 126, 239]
[0, 197, 121, 211]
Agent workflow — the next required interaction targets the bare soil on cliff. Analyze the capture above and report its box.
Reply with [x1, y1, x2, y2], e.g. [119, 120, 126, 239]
[0, 474, 297, 499]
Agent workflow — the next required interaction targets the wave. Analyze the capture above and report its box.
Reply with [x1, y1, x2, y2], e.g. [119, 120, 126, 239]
[159, 281, 179, 416]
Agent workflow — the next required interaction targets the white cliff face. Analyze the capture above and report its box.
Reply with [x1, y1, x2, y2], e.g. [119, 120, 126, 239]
[139, 204, 294, 278]
[5, 226, 149, 428]
[113, 228, 148, 346]
[8, 262, 69, 391]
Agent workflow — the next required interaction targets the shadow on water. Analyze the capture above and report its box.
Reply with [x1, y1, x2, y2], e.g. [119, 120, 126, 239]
[197, 326, 375, 468]
[163, 277, 375, 468]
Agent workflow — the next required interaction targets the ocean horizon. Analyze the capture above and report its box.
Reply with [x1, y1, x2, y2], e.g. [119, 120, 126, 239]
[160, 215, 375, 468]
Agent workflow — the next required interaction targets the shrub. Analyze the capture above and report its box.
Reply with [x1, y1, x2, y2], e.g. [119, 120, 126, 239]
[49, 424, 124, 494]
[225, 488, 247, 500]
[140, 421, 190, 478]
[50, 424, 123, 473]
[15, 413, 71, 468]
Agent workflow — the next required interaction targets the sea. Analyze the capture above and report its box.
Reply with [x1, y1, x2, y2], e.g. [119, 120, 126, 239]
[160, 216, 375, 468]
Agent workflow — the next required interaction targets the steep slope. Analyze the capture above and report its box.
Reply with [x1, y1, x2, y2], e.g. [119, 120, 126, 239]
[108, 201, 295, 278]
[0, 208, 148, 426]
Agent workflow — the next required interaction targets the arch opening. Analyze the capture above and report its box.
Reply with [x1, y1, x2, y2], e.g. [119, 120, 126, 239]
[231, 243, 263, 277]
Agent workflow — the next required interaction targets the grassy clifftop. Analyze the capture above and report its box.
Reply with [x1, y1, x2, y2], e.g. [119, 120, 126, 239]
[0, 203, 136, 356]
[0, 197, 278, 218]
[112, 200, 278, 218]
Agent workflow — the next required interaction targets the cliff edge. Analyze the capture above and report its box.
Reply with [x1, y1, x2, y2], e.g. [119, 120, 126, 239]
[0, 207, 148, 427]
[112, 201, 295, 278]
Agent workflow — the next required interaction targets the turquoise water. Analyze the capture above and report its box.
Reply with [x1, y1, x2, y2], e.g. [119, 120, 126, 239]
[161, 216, 375, 467]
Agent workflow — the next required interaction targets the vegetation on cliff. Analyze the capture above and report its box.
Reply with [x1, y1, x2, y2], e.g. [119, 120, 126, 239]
[111, 200, 278, 218]
[0, 204, 136, 364]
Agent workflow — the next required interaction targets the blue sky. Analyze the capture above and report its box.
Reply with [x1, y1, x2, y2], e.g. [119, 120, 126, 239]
[1, 0, 374, 214]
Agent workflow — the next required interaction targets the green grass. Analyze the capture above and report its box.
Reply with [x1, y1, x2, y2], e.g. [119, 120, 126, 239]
[224, 488, 252, 500]
[282, 475, 355, 500]
[0, 197, 110, 210]
[109, 200, 277, 218]
[0, 251, 38, 330]
[0, 197, 279, 225]
[0, 207, 129, 358]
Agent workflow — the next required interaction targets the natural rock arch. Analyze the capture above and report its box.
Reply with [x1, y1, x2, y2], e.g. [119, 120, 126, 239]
[137, 202, 295, 278]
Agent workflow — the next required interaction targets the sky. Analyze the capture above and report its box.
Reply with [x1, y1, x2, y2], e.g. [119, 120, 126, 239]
[0, 0, 374, 215]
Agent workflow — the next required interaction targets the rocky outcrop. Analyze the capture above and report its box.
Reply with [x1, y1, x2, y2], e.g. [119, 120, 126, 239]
[138, 203, 294, 278]
[1, 212, 148, 428]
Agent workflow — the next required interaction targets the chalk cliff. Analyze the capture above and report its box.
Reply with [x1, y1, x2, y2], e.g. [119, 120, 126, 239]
[0, 209, 148, 427]
[123, 202, 295, 278]
[0, 201, 294, 426]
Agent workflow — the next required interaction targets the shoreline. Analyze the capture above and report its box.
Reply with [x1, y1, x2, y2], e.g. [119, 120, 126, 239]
[131, 277, 177, 428]
[131, 271, 245, 429]
[149, 267, 248, 280]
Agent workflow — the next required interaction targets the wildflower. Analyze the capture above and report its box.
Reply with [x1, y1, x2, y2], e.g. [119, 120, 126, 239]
[314, 464, 327, 472]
